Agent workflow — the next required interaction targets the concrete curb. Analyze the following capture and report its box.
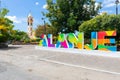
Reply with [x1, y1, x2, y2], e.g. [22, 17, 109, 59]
[35, 46, 120, 58]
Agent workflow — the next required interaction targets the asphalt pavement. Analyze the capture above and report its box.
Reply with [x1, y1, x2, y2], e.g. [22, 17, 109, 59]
[0, 45, 120, 80]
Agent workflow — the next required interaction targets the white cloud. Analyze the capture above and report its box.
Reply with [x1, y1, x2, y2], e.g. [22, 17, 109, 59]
[6, 16, 26, 24]
[43, 4, 48, 9]
[104, 3, 115, 8]
[35, 2, 39, 5]
[6, 16, 21, 23]
[102, 0, 120, 8]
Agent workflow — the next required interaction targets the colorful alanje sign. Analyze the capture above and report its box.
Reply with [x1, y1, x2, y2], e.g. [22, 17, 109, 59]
[39, 30, 117, 51]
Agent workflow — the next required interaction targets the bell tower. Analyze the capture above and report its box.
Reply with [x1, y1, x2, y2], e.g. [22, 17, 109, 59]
[27, 13, 33, 38]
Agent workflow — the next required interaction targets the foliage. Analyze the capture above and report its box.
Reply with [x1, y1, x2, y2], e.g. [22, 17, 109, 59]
[0, 8, 14, 43]
[79, 13, 120, 42]
[0, 8, 31, 44]
[44, 0, 101, 33]
[35, 24, 57, 37]
[0, 8, 9, 18]
[10, 30, 30, 43]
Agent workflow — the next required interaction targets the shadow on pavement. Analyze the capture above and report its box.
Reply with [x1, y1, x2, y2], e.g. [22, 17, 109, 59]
[0, 46, 21, 50]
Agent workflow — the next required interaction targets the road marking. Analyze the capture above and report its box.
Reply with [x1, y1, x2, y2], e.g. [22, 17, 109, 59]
[39, 58, 120, 75]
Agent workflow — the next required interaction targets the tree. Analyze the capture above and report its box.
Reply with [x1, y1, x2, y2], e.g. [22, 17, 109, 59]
[35, 24, 57, 37]
[44, 0, 101, 33]
[0, 8, 14, 43]
[79, 13, 120, 42]
[10, 30, 30, 44]
[0, 8, 9, 17]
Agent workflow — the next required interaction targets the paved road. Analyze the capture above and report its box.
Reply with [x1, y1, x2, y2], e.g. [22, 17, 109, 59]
[0, 45, 120, 80]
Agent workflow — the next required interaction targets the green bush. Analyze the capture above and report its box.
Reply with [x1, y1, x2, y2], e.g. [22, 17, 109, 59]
[10, 30, 30, 43]
[0, 8, 14, 43]
[79, 13, 120, 42]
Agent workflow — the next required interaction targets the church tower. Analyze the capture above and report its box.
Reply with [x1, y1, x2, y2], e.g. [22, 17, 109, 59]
[27, 13, 33, 38]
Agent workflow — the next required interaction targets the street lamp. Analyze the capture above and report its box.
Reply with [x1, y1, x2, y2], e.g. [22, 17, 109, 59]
[42, 18, 46, 34]
[115, 0, 119, 15]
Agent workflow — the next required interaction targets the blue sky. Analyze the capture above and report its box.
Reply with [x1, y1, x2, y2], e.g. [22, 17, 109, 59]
[1, 0, 120, 32]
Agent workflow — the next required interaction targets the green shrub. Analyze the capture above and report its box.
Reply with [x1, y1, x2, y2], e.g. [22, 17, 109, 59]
[79, 13, 120, 42]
